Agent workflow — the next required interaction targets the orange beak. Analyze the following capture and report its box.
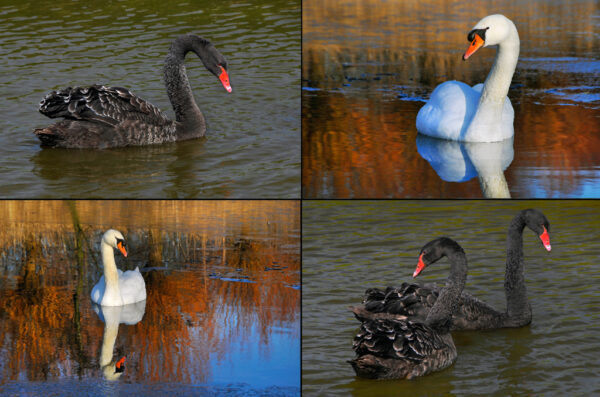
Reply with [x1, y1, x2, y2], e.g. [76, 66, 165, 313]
[413, 253, 426, 278]
[463, 33, 485, 60]
[116, 356, 126, 370]
[539, 226, 551, 252]
[117, 241, 128, 257]
[218, 66, 232, 93]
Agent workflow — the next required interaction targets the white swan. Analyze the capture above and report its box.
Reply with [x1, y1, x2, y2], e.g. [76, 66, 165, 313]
[91, 229, 146, 306]
[416, 14, 520, 142]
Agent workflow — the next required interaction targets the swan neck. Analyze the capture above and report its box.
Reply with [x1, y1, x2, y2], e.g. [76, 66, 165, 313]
[480, 40, 519, 103]
[425, 250, 467, 330]
[99, 317, 119, 367]
[478, 173, 511, 198]
[101, 242, 121, 301]
[506, 216, 525, 272]
[504, 214, 531, 324]
[465, 28, 519, 141]
[446, 250, 468, 291]
[164, 38, 206, 135]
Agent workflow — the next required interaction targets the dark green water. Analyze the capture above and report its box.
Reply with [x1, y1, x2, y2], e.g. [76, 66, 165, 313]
[1, 0, 300, 198]
[302, 200, 600, 396]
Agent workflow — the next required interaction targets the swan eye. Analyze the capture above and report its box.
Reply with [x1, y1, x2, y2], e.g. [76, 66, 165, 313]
[467, 28, 488, 42]
[116, 238, 126, 250]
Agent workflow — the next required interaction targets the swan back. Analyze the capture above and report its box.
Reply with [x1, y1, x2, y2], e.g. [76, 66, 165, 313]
[118, 267, 147, 304]
[39, 85, 169, 127]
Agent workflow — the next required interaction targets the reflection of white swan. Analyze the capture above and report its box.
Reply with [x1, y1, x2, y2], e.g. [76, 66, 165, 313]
[91, 229, 146, 306]
[465, 140, 513, 198]
[94, 300, 146, 380]
[416, 134, 513, 198]
[416, 15, 519, 142]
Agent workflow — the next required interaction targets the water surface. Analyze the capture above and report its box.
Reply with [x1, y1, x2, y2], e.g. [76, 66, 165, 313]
[0, 201, 300, 395]
[1, 0, 300, 198]
[302, 0, 600, 198]
[302, 200, 600, 395]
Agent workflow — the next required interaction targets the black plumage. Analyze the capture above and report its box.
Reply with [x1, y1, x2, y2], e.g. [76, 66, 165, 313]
[349, 237, 468, 379]
[351, 209, 551, 331]
[34, 34, 231, 149]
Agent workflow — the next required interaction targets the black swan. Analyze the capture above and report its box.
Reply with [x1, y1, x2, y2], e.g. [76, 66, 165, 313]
[351, 209, 551, 330]
[34, 34, 231, 149]
[349, 237, 467, 379]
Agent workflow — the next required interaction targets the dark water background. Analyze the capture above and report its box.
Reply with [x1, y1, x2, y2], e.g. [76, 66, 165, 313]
[1, 0, 300, 198]
[303, 200, 600, 395]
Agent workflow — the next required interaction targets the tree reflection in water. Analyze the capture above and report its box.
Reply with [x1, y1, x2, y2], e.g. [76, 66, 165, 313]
[0, 200, 300, 387]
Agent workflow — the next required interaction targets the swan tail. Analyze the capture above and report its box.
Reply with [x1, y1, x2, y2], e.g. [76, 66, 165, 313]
[33, 126, 64, 147]
[348, 355, 404, 379]
[33, 119, 115, 148]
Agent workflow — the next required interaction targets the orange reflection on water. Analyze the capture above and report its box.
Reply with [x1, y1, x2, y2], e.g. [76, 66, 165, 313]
[509, 99, 600, 196]
[303, 0, 600, 198]
[303, 93, 483, 197]
[303, 89, 600, 198]
[0, 201, 300, 385]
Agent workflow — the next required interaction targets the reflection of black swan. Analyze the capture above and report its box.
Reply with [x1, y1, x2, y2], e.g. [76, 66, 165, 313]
[352, 209, 551, 330]
[34, 34, 232, 149]
[349, 238, 467, 379]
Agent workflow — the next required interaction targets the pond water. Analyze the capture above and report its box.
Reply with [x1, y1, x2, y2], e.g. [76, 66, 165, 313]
[302, 200, 600, 395]
[0, 0, 300, 198]
[0, 201, 300, 395]
[302, 0, 600, 198]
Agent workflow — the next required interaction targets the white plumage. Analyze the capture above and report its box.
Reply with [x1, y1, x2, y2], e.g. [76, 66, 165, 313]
[91, 229, 146, 306]
[416, 14, 520, 142]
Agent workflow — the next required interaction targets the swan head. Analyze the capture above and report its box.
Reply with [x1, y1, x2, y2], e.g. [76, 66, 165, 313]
[186, 34, 232, 93]
[102, 356, 125, 381]
[463, 14, 518, 60]
[522, 209, 552, 251]
[413, 237, 465, 278]
[102, 229, 128, 258]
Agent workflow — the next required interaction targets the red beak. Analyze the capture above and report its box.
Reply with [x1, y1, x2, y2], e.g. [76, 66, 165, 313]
[116, 356, 126, 370]
[413, 253, 426, 278]
[117, 241, 128, 257]
[463, 33, 485, 60]
[539, 226, 551, 251]
[218, 66, 232, 93]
